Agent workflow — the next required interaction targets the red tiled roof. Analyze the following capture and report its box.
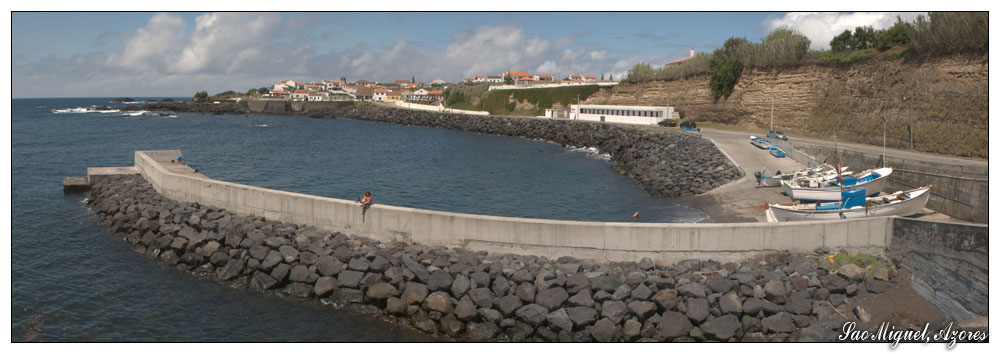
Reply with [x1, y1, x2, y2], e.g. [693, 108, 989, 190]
[375, 88, 387, 93]
[584, 76, 596, 79]
[428, 90, 443, 95]
[474, 74, 485, 78]
[667, 57, 691, 65]
[293, 89, 310, 94]
[506, 71, 530, 77]
[536, 74, 553, 78]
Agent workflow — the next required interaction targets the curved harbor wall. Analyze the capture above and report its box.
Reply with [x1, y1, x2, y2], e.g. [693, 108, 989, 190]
[133, 150, 891, 263]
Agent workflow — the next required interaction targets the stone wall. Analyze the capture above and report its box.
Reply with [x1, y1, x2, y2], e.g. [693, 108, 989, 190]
[886, 218, 988, 323]
[87, 173, 908, 342]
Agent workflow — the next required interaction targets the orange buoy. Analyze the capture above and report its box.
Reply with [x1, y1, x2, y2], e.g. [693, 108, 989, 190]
[632, 212, 639, 218]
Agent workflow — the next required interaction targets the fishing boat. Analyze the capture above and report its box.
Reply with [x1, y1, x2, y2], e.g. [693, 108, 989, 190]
[769, 146, 786, 158]
[749, 135, 772, 149]
[781, 167, 893, 201]
[765, 186, 932, 222]
[759, 166, 850, 187]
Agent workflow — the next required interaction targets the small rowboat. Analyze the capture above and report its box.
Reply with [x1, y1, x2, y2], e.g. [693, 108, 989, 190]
[759, 166, 850, 187]
[765, 186, 932, 222]
[749, 135, 772, 149]
[781, 167, 893, 201]
[769, 146, 786, 158]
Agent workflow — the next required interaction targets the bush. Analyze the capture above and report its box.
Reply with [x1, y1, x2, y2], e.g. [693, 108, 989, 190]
[709, 51, 742, 100]
[909, 12, 988, 56]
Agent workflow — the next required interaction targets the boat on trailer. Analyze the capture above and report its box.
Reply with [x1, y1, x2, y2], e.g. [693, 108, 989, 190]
[781, 167, 893, 201]
[759, 166, 851, 187]
[769, 146, 786, 158]
[765, 186, 932, 222]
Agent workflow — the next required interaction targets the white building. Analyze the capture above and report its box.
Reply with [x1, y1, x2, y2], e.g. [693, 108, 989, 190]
[569, 104, 678, 125]
[373, 89, 387, 102]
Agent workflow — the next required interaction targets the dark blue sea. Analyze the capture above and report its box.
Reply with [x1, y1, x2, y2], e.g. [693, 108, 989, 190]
[11, 97, 708, 341]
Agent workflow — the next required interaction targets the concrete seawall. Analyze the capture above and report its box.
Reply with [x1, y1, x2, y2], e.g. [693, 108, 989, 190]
[887, 218, 989, 323]
[129, 150, 891, 263]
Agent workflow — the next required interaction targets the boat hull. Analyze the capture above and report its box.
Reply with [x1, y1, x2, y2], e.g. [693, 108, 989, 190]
[781, 168, 891, 201]
[767, 187, 931, 222]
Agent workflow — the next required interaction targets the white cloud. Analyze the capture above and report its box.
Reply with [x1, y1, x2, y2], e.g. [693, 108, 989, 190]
[764, 12, 924, 50]
[105, 12, 186, 72]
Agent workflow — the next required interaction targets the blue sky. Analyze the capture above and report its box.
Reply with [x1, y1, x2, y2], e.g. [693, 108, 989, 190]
[12, 12, 923, 98]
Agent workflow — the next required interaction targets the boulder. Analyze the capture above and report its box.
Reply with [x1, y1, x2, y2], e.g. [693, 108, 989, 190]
[657, 311, 694, 340]
[467, 287, 494, 309]
[284, 282, 313, 298]
[450, 274, 471, 298]
[496, 295, 523, 316]
[454, 296, 478, 321]
[700, 314, 740, 340]
[314, 276, 338, 297]
[568, 288, 595, 307]
[467, 322, 499, 341]
[762, 312, 794, 333]
[719, 292, 742, 315]
[631, 284, 653, 300]
[270, 263, 291, 282]
[627, 301, 657, 321]
[686, 298, 710, 324]
[424, 291, 453, 314]
[837, 263, 865, 281]
[546, 308, 574, 332]
[288, 264, 311, 283]
[535, 287, 569, 311]
[366, 282, 399, 300]
[601, 300, 627, 324]
[348, 257, 370, 272]
[337, 270, 365, 289]
[565, 273, 590, 294]
[515, 282, 536, 303]
[514, 303, 548, 326]
[763, 280, 787, 304]
[402, 282, 430, 305]
[566, 306, 598, 327]
[652, 289, 679, 310]
[590, 318, 620, 342]
[677, 282, 707, 298]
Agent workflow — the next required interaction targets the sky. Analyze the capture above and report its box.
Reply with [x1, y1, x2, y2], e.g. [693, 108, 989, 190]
[11, 11, 927, 98]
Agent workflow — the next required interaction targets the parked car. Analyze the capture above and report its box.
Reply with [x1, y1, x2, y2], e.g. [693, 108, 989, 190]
[767, 130, 788, 141]
[658, 119, 678, 127]
[680, 121, 697, 129]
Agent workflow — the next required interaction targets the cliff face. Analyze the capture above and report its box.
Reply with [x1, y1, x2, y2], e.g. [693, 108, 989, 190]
[586, 56, 988, 158]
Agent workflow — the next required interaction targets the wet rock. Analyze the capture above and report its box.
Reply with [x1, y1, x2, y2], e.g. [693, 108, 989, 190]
[284, 282, 313, 298]
[251, 271, 278, 290]
[314, 276, 338, 297]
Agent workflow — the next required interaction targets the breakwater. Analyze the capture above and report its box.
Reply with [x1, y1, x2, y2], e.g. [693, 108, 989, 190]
[88, 173, 908, 342]
[140, 101, 741, 198]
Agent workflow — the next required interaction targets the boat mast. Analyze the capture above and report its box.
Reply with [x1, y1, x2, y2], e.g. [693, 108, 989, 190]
[770, 95, 774, 131]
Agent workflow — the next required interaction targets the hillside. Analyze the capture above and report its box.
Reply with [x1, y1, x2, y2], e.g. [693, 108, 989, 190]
[586, 55, 988, 158]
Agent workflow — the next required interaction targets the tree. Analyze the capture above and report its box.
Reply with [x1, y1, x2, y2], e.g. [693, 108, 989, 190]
[504, 75, 513, 85]
[246, 88, 258, 96]
[851, 26, 876, 50]
[626, 63, 656, 83]
[830, 29, 852, 52]
[258, 87, 269, 95]
[193, 91, 209, 102]
[708, 38, 744, 101]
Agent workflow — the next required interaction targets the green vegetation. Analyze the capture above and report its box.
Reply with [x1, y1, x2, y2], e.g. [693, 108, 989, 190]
[909, 12, 988, 56]
[832, 252, 895, 277]
[625, 12, 987, 84]
[193, 91, 209, 102]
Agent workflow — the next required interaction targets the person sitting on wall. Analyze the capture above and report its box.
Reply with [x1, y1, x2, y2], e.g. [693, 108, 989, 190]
[175, 155, 185, 165]
[358, 191, 373, 221]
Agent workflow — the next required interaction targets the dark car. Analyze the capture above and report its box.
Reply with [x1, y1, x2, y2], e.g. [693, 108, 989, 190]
[680, 121, 697, 129]
[658, 119, 678, 127]
[767, 130, 788, 141]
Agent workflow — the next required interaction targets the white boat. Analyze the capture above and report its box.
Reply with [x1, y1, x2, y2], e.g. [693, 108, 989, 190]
[749, 135, 772, 149]
[781, 167, 893, 201]
[765, 186, 932, 222]
[759, 166, 850, 187]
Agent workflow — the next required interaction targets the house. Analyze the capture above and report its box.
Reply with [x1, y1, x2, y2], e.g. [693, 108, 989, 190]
[430, 79, 447, 86]
[427, 90, 444, 101]
[505, 71, 530, 78]
[516, 76, 534, 86]
[386, 90, 402, 102]
[373, 88, 387, 102]
[307, 92, 325, 101]
[328, 92, 354, 101]
[401, 82, 422, 89]
[487, 75, 503, 83]
[535, 74, 554, 82]
[401, 90, 415, 101]
[473, 74, 486, 83]
[394, 80, 411, 85]
[354, 87, 374, 101]
[413, 88, 429, 101]
[323, 80, 346, 90]
[567, 74, 583, 80]
[268, 89, 290, 99]
[583, 75, 596, 81]
[272, 79, 296, 92]
[667, 48, 696, 65]
[290, 89, 310, 101]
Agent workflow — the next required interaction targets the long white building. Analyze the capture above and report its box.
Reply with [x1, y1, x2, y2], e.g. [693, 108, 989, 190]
[567, 104, 678, 125]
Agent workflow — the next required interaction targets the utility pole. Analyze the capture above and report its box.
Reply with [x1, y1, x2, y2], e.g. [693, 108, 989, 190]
[881, 116, 887, 168]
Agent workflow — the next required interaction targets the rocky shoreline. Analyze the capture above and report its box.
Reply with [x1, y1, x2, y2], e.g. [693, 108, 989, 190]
[136, 102, 740, 198]
[88, 174, 915, 342]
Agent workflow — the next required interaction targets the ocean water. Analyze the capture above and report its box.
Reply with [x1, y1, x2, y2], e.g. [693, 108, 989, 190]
[11, 97, 707, 341]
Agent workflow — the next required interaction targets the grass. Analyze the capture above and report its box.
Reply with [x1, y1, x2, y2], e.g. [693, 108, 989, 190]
[831, 252, 895, 277]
